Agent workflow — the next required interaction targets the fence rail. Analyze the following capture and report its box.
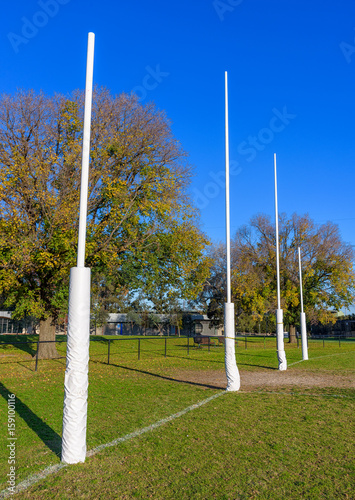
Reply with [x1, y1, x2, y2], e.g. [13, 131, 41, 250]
[0, 334, 353, 371]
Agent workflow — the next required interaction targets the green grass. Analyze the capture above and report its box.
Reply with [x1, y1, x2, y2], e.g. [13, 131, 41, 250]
[0, 335, 354, 499]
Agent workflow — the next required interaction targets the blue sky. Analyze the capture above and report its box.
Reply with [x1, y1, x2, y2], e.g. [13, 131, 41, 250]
[1, 0, 355, 253]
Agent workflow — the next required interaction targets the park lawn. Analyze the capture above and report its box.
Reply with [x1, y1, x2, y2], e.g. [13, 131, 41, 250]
[0, 335, 354, 499]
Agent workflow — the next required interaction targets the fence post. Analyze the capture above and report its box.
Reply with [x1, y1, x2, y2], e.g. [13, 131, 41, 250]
[138, 338, 141, 360]
[165, 337, 167, 358]
[35, 341, 39, 372]
[107, 339, 111, 365]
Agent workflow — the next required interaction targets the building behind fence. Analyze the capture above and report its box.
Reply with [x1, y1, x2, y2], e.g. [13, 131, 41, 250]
[101, 313, 222, 337]
[310, 317, 355, 338]
[1, 309, 355, 338]
[0, 311, 36, 334]
[0, 310, 223, 337]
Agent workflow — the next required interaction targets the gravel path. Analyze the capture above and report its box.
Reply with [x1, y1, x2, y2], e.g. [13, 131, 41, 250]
[171, 369, 354, 391]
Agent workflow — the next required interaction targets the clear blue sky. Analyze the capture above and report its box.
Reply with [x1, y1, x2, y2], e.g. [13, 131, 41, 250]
[1, 0, 355, 251]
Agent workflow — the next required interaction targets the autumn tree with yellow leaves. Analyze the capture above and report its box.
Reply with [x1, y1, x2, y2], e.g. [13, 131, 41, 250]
[0, 89, 210, 358]
[199, 213, 355, 341]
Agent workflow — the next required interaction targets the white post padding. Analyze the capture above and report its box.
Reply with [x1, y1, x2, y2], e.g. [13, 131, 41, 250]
[300, 311, 308, 360]
[224, 302, 240, 391]
[62, 267, 91, 464]
[276, 308, 287, 371]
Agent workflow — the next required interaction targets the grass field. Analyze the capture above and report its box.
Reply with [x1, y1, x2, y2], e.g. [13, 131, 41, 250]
[0, 335, 354, 499]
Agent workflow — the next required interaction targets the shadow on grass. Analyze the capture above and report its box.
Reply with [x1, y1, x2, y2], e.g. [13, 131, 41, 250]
[236, 350, 274, 357]
[165, 354, 225, 365]
[91, 359, 225, 390]
[0, 381, 62, 457]
[0, 335, 69, 359]
[89, 336, 112, 345]
[16, 361, 36, 372]
[0, 337, 37, 356]
[0, 359, 36, 373]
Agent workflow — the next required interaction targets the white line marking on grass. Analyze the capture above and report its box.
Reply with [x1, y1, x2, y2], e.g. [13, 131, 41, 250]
[0, 391, 225, 499]
[288, 351, 353, 367]
[0, 464, 66, 499]
[87, 391, 224, 457]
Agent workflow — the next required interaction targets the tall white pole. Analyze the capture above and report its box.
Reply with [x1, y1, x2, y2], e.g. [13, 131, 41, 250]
[62, 32, 95, 464]
[77, 32, 95, 268]
[274, 154, 281, 311]
[224, 71, 240, 391]
[298, 247, 304, 313]
[274, 154, 287, 370]
[225, 73, 231, 304]
[298, 246, 308, 360]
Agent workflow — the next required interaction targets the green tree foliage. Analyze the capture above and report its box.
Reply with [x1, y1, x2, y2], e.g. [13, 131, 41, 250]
[200, 213, 355, 339]
[196, 243, 226, 327]
[0, 89, 210, 357]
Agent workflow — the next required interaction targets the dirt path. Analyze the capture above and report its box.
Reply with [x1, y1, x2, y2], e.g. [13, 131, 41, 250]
[171, 369, 355, 390]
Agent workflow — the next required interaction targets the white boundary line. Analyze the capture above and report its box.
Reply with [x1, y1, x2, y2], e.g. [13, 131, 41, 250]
[288, 351, 353, 367]
[0, 464, 66, 499]
[0, 392, 225, 499]
[87, 391, 225, 457]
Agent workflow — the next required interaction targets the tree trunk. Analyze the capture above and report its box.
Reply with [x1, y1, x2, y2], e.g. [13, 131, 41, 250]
[289, 324, 297, 344]
[35, 316, 61, 359]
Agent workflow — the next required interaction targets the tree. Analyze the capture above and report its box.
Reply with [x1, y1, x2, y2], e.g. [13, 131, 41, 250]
[198, 213, 355, 341]
[194, 243, 226, 327]
[135, 222, 211, 312]
[231, 213, 355, 342]
[0, 88, 210, 357]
